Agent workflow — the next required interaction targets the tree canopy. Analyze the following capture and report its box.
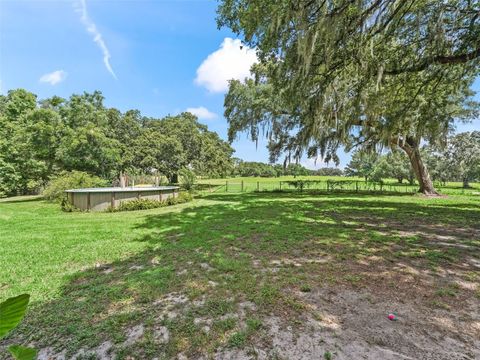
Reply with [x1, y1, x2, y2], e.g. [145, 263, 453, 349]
[219, 0, 480, 194]
[0, 89, 234, 196]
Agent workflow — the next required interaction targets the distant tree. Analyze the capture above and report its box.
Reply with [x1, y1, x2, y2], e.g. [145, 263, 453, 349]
[273, 164, 284, 177]
[444, 131, 480, 188]
[284, 163, 310, 178]
[371, 151, 413, 184]
[234, 161, 277, 177]
[422, 147, 450, 185]
[315, 168, 343, 177]
[345, 151, 379, 182]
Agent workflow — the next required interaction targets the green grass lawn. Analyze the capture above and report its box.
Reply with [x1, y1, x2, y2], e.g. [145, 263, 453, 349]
[1, 191, 479, 359]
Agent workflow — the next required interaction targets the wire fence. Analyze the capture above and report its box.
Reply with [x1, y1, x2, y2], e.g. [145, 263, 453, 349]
[197, 179, 480, 196]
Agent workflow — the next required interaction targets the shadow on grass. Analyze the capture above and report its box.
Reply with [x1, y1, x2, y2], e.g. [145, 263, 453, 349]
[2, 191, 479, 358]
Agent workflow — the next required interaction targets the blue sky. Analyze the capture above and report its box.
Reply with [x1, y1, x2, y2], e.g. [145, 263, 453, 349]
[1, 0, 479, 168]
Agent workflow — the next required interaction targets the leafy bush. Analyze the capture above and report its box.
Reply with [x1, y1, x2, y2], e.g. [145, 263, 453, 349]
[107, 192, 193, 212]
[179, 168, 196, 190]
[43, 171, 107, 203]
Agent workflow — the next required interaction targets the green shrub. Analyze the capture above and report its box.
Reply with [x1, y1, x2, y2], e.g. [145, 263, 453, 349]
[107, 192, 193, 212]
[43, 171, 107, 203]
[179, 168, 196, 190]
[60, 198, 80, 212]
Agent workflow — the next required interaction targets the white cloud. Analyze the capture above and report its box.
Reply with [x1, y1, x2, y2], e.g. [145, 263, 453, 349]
[195, 38, 257, 93]
[186, 106, 218, 120]
[39, 70, 67, 85]
[75, 0, 117, 79]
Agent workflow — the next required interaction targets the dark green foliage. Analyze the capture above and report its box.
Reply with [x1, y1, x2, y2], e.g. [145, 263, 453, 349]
[107, 192, 193, 212]
[42, 171, 107, 203]
[371, 151, 414, 184]
[234, 161, 278, 177]
[314, 168, 344, 177]
[0, 90, 234, 196]
[134, 113, 234, 183]
[233, 160, 317, 177]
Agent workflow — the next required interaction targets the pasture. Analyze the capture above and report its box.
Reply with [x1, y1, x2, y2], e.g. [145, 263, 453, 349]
[1, 188, 479, 359]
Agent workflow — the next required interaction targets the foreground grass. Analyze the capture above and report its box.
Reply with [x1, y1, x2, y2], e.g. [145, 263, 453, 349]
[1, 192, 479, 358]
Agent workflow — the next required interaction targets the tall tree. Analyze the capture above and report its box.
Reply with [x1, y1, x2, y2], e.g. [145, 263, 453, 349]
[135, 113, 234, 183]
[219, 0, 480, 194]
[56, 92, 122, 178]
[0, 90, 47, 194]
[370, 151, 413, 184]
[345, 150, 379, 182]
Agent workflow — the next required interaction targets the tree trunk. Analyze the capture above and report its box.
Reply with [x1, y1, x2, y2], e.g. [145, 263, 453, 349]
[397, 177, 403, 184]
[463, 177, 470, 189]
[119, 171, 126, 188]
[399, 138, 439, 195]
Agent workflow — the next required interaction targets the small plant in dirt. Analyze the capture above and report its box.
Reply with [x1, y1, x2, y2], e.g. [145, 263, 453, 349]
[227, 331, 247, 348]
[300, 284, 312, 292]
[246, 318, 262, 332]
[324, 351, 333, 360]
[0, 294, 36, 360]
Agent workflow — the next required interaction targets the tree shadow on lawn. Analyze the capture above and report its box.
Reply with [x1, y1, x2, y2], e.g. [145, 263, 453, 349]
[2, 192, 479, 359]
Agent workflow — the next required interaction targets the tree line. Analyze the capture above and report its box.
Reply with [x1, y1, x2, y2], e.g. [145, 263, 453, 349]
[232, 159, 343, 178]
[0, 89, 234, 197]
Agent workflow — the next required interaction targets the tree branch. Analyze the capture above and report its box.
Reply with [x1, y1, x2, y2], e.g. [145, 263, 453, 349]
[385, 47, 480, 75]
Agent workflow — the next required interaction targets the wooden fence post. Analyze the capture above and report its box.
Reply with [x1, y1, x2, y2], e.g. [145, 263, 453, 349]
[241, 180, 244, 192]
[257, 181, 259, 191]
[226, 181, 228, 192]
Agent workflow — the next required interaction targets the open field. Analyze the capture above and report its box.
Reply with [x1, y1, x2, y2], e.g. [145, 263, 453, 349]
[1, 191, 480, 359]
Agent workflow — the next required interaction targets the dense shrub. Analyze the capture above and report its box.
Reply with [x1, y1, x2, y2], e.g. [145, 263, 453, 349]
[107, 192, 193, 212]
[43, 171, 108, 203]
[179, 168, 196, 190]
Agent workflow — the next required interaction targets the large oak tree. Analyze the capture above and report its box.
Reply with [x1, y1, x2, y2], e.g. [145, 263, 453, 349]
[219, 0, 480, 194]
